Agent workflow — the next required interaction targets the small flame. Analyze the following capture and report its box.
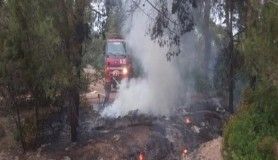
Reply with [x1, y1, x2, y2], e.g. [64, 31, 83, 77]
[181, 148, 188, 158]
[184, 116, 192, 124]
[138, 153, 145, 160]
[183, 149, 188, 155]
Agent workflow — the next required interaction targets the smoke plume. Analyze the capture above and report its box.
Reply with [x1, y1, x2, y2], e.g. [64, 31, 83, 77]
[101, 0, 215, 117]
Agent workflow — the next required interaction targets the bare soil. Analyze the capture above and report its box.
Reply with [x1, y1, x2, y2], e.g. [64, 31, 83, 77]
[185, 137, 223, 160]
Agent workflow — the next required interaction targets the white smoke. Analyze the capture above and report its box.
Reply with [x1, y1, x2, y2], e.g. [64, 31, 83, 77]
[101, 0, 211, 117]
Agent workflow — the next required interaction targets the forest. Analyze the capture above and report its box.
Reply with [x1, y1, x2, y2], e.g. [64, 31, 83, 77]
[0, 0, 277, 160]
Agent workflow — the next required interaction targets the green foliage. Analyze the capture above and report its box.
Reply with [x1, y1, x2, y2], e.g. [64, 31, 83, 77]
[223, 85, 278, 160]
[239, 2, 278, 85]
[0, 0, 69, 101]
[257, 136, 277, 154]
[13, 128, 21, 142]
[221, 2, 278, 160]
[0, 0, 97, 146]
[82, 35, 105, 71]
[105, 1, 124, 35]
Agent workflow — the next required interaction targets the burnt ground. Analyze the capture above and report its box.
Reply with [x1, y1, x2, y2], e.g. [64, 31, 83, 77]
[35, 93, 226, 160]
[0, 85, 227, 160]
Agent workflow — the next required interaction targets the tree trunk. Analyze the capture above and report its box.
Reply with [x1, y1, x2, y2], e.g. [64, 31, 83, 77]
[34, 100, 39, 145]
[59, 0, 86, 142]
[226, 0, 234, 113]
[65, 87, 79, 142]
[0, 0, 3, 7]
[203, 0, 211, 74]
[228, 41, 234, 113]
[14, 99, 26, 152]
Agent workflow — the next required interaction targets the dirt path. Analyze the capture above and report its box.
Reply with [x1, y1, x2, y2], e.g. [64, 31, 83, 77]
[186, 137, 223, 160]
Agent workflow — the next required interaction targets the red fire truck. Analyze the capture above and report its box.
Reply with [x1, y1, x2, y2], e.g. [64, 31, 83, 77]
[104, 36, 133, 97]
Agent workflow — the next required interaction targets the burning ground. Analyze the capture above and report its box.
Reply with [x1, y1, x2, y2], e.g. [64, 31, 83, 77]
[25, 92, 225, 160]
[66, 93, 226, 160]
[0, 82, 226, 160]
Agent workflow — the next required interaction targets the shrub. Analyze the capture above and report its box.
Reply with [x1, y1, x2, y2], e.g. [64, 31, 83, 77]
[223, 86, 278, 160]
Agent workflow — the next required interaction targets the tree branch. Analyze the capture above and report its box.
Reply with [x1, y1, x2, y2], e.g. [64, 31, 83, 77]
[91, 8, 106, 17]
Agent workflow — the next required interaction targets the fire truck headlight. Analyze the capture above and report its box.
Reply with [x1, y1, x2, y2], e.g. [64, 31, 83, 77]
[122, 67, 128, 75]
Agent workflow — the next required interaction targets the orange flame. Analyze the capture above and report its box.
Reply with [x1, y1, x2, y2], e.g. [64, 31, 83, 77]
[181, 148, 188, 158]
[183, 149, 188, 154]
[138, 153, 145, 160]
[184, 117, 192, 124]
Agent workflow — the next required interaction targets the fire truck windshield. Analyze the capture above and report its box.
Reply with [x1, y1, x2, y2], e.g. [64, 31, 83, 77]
[106, 41, 126, 56]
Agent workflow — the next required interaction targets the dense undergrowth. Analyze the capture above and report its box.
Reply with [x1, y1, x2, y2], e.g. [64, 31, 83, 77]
[224, 85, 278, 160]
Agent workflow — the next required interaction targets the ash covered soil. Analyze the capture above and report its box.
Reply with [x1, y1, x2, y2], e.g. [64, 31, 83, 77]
[40, 105, 224, 160]
[0, 85, 227, 160]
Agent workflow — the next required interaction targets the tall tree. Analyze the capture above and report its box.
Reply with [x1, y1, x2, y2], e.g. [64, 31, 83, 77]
[203, 0, 212, 73]
[56, 0, 90, 141]
[0, 0, 69, 150]
[240, 0, 278, 87]
[225, 0, 235, 113]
